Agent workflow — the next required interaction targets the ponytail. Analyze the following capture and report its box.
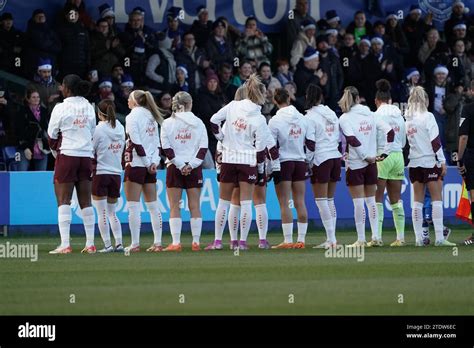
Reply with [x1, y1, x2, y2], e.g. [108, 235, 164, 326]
[131, 90, 164, 125]
[406, 86, 428, 117]
[305, 83, 323, 109]
[245, 73, 266, 105]
[171, 91, 193, 116]
[338, 86, 359, 113]
[98, 99, 117, 128]
[375, 79, 391, 103]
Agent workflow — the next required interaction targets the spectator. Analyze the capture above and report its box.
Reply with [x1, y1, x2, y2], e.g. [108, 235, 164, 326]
[170, 65, 190, 95]
[325, 28, 340, 57]
[230, 61, 252, 87]
[402, 4, 433, 68]
[56, 0, 94, 30]
[444, 81, 465, 162]
[119, 7, 156, 58]
[275, 58, 294, 86]
[24, 9, 61, 80]
[294, 46, 326, 98]
[0, 13, 25, 76]
[94, 77, 115, 105]
[370, 35, 404, 84]
[165, 6, 185, 51]
[190, 5, 213, 48]
[110, 63, 124, 94]
[418, 28, 449, 71]
[258, 62, 281, 118]
[0, 84, 15, 149]
[450, 21, 469, 50]
[399, 67, 422, 103]
[448, 39, 471, 87]
[385, 11, 409, 56]
[85, 69, 99, 102]
[193, 70, 225, 157]
[205, 19, 235, 71]
[98, 3, 121, 37]
[145, 33, 176, 95]
[290, 19, 317, 69]
[285, 0, 316, 57]
[27, 58, 61, 115]
[444, 1, 471, 45]
[317, 35, 344, 111]
[157, 92, 173, 119]
[217, 16, 242, 46]
[115, 74, 134, 115]
[218, 63, 238, 102]
[17, 87, 50, 171]
[57, 4, 90, 80]
[347, 36, 381, 109]
[90, 18, 125, 77]
[346, 10, 373, 44]
[235, 16, 273, 66]
[340, 32, 358, 85]
[325, 10, 345, 37]
[174, 31, 208, 93]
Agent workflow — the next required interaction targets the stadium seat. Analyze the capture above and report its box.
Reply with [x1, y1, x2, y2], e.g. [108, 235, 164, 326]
[2, 146, 20, 171]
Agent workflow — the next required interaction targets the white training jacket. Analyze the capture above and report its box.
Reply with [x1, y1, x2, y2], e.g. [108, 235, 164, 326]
[268, 105, 315, 163]
[405, 111, 446, 168]
[305, 104, 342, 166]
[124, 106, 161, 168]
[210, 99, 268, 171]
[47, 96, 96, 158]
[160, 111, 208, 170]
[375, 103, 406, 156]
[93, 120, 126, 176]
[339, 104, 394, 170]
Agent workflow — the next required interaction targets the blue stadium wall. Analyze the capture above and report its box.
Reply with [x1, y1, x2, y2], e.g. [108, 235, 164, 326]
[0, 168, 466, 234]
[1, 0, 473, 33]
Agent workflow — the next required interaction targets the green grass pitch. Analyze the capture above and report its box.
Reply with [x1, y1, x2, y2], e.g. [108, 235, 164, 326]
[0, 229, 473, 315]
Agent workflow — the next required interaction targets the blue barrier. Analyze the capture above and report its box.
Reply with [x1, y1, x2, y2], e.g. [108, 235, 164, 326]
[1, 168, 464, 228]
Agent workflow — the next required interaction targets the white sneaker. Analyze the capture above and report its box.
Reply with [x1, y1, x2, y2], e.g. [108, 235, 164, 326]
[415, 239, 424, 247]
[347, 240, 367, 247]
[99, 245, 114, 253]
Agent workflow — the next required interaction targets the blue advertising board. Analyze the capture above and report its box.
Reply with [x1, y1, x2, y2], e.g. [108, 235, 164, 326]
[2, 167, 464, 227]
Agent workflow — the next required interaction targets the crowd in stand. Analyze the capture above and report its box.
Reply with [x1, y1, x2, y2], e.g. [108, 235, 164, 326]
[1, 0, 474, 170]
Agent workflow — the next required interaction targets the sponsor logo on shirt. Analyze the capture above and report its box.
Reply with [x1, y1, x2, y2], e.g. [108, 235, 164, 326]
[108, 142, 123, 154]
[390, 123, 400, 133]
[325, 122, 335, 135]
[73, 116, 88, 128]
[146, 121, 156, 136]
[232, 118, 248, 131]
[175, 129, 192, 143]
[358, 121, 372, 135]
[407, 127, 417, 137]
[289, 125, 302, 139]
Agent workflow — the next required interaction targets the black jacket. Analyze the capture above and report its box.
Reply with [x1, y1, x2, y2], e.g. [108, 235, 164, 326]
[347, 53, 382, 110]
[17, 103, 50, 152]
[174, 46, 206, 92]
[319, 51, 344, 111]
[205, 36, 235, 71]
[58, 21, 90, 78]
[293, 61, 322, 98]
[0, 26, 25, 75]
[190, 20, 213, 48]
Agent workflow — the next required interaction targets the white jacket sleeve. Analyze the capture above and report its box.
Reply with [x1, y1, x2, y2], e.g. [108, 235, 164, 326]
[47, 104, 62, 158]
[339, 115, 367, 160]
[126, 116, 151, 168]
[210, 102, 233, 141]
[160, 121, 185, 170]
[427, 114, 446, 164]
[376, 118, 394, 155]
[255, 119, 268, 174]
[264, 122, 280, 172]
[189, 122, 209, 169]
[304, 120, 316, 164]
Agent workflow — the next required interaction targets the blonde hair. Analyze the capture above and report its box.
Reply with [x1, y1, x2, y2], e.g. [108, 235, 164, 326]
[245, 73, 266, 105]
[338, 86, 359, 113]
[406, 86, 428, 117]
[234, 85, 248, 101]
[171, 91, 193, 114]
[131, 90, 164, 124]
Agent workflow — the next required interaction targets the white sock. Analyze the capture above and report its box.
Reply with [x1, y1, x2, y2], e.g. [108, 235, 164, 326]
[228, 204, 240, 241]
[107, 203, 122, 246]
[58, 205, 71, 248]
[169, 217, 182, 245]
[82, 206, 95, 247]
[190, 217, 202, 244]
[255, 204, 268, 240]
[282, 222, 293, 243]
[215, 199, 230, 241]
[239, 200, 252, 242]
[146, 201, 162, 245]
[432, 201, 444, 242]
[128, 201, 141, 247]
[94, 200, 111, 248]
[353, 198, 366, 242]
[316, 198, 336, 243]
[365, 196, 379, 240]
[412, 201, 424, 243]
[328, 198, 337, 232]
[297, 222, 308, 243]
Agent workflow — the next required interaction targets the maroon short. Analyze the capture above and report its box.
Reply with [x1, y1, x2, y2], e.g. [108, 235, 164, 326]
[166, 164, 203, 189]
[409, 166, 442, 184]
[346, 163, 378, 186]
[220, 163, 257, 184]
[280, 161, 309, 182]
[311, 158, 342, 184]
[124, 166, 156, 185]
[92, 174, 121, 198]
[54, 154, 92, 184]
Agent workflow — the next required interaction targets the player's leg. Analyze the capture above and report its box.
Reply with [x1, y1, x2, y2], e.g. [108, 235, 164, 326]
[423, 190, 432, 245]
[292, 180, 307, 248]
[93, 195, 112, 252]
[164, 187, 183, 251]
[365, 184, 382, 246]
[328, 181, 338, 237]
[237, 181, 255, 249]
[273, 181, 294, 248]
[76, 179, 96, 253]
[205, 181, 234, 250]
[187, 187, 202, 251]
[313, 182, 335, 248]
[386, 180, 405, 246]
[124, 180, 143, 251]
[348, 185, 366, 246]
[253, 184, 269, 249]
[228, 187, 240, 249]
[106, 197, 122, 251]
[143, 183, 163, 251]
[412, 181, 426, 246]
[50, 182, 75, 254]
[375, 178, 387, 241]
[427, 179, 455, 246]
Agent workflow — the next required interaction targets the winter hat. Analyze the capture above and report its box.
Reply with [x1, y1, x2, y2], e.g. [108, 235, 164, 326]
[212, 19, 226, 30]
[205, 69, 219, 85]
[176, 65, 189, 79]
[405, 67, 420, 80]
[409, 5, 422, 15]
[167, 6, 182, 20]
[371, 35, 384, 46]
[121, 74, 134, 88]
[132, 6, 145, 16]
[98, 3, 114, 18]
[325, 10, 340, 24]
[301, 19, 316, 31]
[99, 77, 113, 89]
[196, 5, 208, 16]
[303, 46, 319, 61]
[359, 35, 371, 46]
[434, 65, 449, 75]
[386, 11, 397, 21]
[37, 57, 52, 71]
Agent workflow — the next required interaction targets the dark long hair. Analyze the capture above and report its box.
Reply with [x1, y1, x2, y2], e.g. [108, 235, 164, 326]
[98, 99, 117, 128]
[62, 74, 92, 97]
[305, 84, 323, 109]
